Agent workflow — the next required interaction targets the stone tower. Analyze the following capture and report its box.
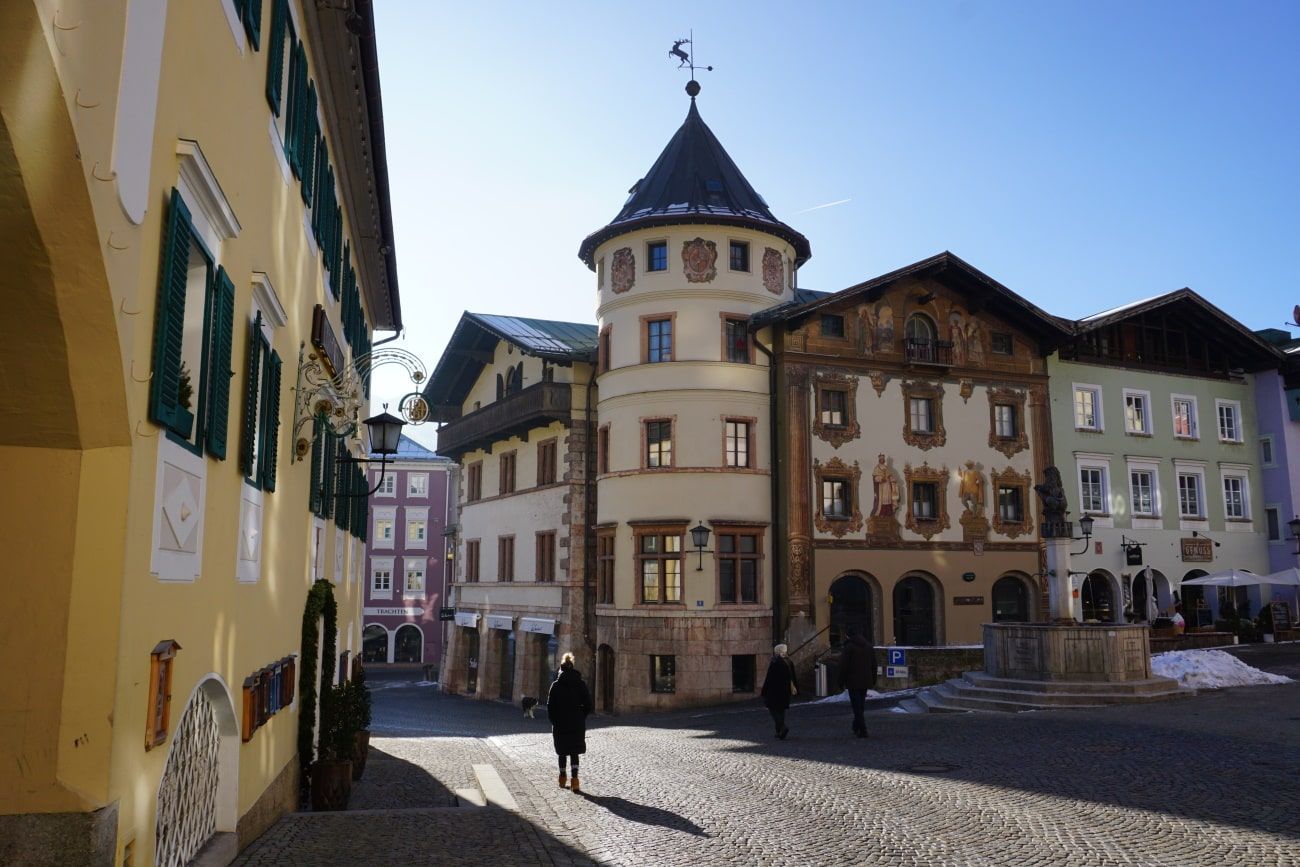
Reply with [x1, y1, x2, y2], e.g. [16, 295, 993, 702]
[577, 83, 811, 711]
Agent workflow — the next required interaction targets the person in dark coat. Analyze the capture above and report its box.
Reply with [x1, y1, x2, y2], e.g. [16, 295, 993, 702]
[760, 643, 797, 739]
[546, 652, 592, 792]
[837, 628, 878, 738]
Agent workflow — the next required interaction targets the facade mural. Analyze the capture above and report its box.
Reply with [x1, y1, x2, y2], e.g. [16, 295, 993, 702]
[681, 237, 718, 283]
[611, 247, 636, 294]
[762, 247, 784, 294]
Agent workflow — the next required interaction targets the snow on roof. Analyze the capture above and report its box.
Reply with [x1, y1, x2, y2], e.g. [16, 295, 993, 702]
[1078, 294, 1167, 323]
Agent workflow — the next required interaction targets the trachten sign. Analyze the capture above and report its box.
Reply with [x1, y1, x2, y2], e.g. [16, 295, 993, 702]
[363, 606, 421, 616]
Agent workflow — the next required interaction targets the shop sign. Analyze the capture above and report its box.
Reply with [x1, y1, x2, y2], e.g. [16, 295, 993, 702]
[1180, 538, 1213, 562]
[363, 606, 421, 616]
[953, 596, 984, 606]
[887, 649, 907, 666]
[1125, 544, 1144, 566]
[438, 607, 456, 621]
[520, 617, 556, 635]
[486, 614, 514, 631]
[453, 611, 479, 628]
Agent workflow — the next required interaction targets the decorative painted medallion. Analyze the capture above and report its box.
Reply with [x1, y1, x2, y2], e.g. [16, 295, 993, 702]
[611, 247, 635, 294]
[762, 247, 784, 294]
[681, 237, 718, 283]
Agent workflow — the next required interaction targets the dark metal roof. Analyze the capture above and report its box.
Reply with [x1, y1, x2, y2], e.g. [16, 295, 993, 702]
[422, 312, 596, 416]
[578, 99, 811, 268]
[750, 252, 1073, 347]
[749, 289, 832, 329]
[371, 434, 451, 462]
[355, 0, 401, 331]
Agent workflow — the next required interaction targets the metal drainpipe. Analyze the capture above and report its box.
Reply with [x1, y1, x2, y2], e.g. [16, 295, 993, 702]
[753, 330, 783, 644]
[584, 362, 598, 652]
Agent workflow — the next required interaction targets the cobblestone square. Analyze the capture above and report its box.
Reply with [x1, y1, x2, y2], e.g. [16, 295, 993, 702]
[238, 652, 1300, 866]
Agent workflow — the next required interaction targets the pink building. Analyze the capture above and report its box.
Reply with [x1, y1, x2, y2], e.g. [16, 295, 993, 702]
[362, 435, 455, 667]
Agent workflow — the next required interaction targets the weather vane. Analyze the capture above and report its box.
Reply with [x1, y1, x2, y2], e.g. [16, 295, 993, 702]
[669, 31, 713, 98]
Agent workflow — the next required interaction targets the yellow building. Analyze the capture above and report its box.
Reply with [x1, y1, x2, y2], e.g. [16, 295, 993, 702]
[0, 1, 400, 864]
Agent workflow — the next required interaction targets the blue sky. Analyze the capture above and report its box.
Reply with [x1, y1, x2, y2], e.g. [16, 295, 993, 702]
[369, 2, 1299, 446]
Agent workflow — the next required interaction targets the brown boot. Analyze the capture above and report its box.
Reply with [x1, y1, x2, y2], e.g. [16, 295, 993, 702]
[558, 772, 567, 789]
[569, 775, 580, 793]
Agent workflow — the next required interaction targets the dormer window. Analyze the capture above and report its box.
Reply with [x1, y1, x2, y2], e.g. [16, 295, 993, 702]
[648, 241, 668, 272]
[706, 179, 724, 205]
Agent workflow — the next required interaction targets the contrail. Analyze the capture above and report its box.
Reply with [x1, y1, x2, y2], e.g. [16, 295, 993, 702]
[796, 198, 851, 214]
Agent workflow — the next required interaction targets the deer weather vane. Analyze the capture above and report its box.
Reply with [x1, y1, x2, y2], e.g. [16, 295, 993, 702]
[669, 32, 713, 80]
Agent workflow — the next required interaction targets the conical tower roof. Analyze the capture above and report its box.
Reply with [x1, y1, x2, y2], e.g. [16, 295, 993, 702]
[579, 98, 811, 268]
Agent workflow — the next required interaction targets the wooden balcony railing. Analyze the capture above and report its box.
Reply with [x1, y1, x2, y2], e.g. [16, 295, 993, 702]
[436, 381, 573, 459]
[905, 338, 955, 366]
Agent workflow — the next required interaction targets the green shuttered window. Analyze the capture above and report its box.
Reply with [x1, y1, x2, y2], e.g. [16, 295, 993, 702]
[149, 188, 235, 461]
[239, 0, 263, 50]
[239, 314, 283, 492]
[265, 0, 289, 113]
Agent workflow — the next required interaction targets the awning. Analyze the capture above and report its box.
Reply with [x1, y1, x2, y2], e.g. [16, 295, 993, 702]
[520, 617, 556, 635]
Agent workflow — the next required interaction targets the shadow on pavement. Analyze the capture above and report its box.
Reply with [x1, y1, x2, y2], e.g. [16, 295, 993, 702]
[578, 793, 709, 837]
[348, 744, 458, 809]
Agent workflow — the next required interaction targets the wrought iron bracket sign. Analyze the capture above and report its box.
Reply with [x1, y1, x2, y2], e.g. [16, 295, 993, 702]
[291, 342, 429, 462]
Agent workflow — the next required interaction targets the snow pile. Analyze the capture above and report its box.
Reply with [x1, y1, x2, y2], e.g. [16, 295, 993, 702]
[812, 689, 884, 705]
[1151, 649, 1292, 689]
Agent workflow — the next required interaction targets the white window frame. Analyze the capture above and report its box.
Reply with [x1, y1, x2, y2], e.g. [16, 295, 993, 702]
[1215, 399, 1243, 443]
[1122, 389, 1153, 436]
[373, 506, 397, 550]
[1174, 460, 1208, 529]
[1259, 435, 1276, 469]
[1126, 458, 1162, 529]
[403, 557, 426, 596]
[375, 472, 397, 497]
[1073, 383, 1104, 432]
[406, 506, 429, 550]
[1219, 464, 1253, 529]
[407, 472, 429, 498]
[370, 557, 394, 599]
[1170, 394, 1199, 440]
[1074, 453, 1113, 525]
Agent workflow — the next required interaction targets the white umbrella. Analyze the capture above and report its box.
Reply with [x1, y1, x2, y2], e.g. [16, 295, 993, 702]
[1180, 569, 1270, 587]
[1261, 567, 1300, 586]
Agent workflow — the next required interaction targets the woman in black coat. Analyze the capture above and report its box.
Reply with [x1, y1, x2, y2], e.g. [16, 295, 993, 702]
[760, 643, 796, 740]
[547, 652, 592, 792]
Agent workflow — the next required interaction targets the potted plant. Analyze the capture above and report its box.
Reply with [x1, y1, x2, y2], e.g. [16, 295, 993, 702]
[350, 666, 373, 781]
[175, 361, 195, 438]
[310, 683, 356, 811]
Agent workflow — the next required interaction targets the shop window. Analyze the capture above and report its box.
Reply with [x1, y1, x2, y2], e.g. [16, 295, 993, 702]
[650, 654, 677, 693]
[732, 655, 756, 693]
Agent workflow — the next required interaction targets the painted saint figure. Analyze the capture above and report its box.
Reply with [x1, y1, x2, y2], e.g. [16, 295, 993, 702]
[958, 460, 985, 517]
[871, 454, 900, 517]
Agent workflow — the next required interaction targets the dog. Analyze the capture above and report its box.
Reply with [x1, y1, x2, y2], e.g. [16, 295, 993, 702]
[521, 696, 539, 719]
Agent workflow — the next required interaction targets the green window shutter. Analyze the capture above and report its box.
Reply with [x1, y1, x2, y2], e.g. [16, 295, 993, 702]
[300, 82, 317, 204]
[149, 189, 194, 433]
[287, 42, 306, 178]
[240, 313, 265, 478]
[205, 266, 237, 460]
[243, 0, 263, 50]
[309, 415, 323, 514]
[321, 429, 336, 520]
[261, 350, 283, 492]
[265, 0, 287, 112]
[284, 43, 300, 172]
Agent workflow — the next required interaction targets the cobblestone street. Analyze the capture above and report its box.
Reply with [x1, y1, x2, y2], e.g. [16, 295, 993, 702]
[238, 652, 1300, 866]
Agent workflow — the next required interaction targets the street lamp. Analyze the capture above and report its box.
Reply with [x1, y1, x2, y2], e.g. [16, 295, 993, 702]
[689, 522, 712, 571]
[333, 409, 406, 499]
[1072, 513, 1095, 556]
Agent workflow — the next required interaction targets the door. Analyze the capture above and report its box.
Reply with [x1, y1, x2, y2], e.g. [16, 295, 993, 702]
[394, 625, 422, 663]
[992, 576, 1029, 623]
[893, 576, 935, 646]
[466, 628, 479, 694]
[829, 574, 872, 648]
[362, 624, 388, 663]
[155, 691, 221, 867]
[498, 631, 515, 702]
[1081, 572, 1114, 622]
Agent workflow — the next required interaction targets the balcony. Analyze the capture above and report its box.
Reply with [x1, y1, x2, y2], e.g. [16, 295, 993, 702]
[436, 381, 572, 459]
[905, 338, 954, 367]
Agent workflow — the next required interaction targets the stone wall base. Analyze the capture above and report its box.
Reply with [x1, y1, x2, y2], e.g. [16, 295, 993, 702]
[235, 755, 299, 853]
[596, 612, 773, 713]
[0, 802, 117, 867]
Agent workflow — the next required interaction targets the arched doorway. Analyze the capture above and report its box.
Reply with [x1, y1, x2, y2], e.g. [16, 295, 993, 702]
[155, 678, 239, 867]
[992, 575, 1031, 622]
[394, 624, 423, 663]
[893, 575, 936, 646]
[1180, 570, 1210, 628]
[829, 573, 873, 647]
[498, 631, 516, 701]
[1081, 571, 1117, 622]
[465, 629, 480, 694]
[362, 624, 389, 663]
[598, 644, 615, 713]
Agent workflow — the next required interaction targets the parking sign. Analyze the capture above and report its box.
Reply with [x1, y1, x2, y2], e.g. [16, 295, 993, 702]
[887, 648, 906, 666]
